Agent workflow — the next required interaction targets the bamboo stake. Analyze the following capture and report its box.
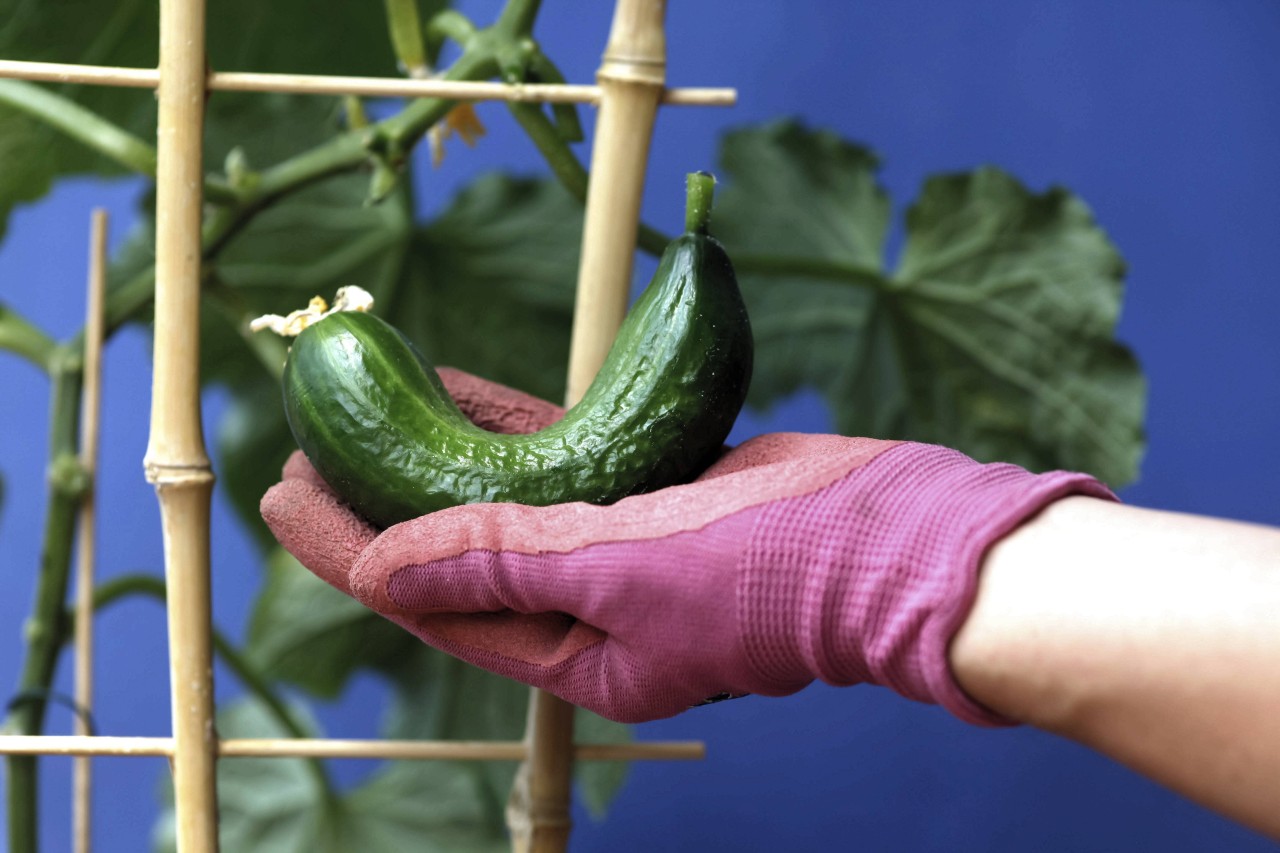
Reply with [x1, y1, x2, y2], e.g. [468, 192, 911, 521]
[0, 736, 705, 762]
[72, 209, 108, 853]
[508, 3, 671, 851]
[145, 0, 218, 848]
[562, 0, 669, 403]
[0, 59, 734, 106]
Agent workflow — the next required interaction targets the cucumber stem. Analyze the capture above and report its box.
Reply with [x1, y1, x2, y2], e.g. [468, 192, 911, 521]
[685, 171, 716, 234]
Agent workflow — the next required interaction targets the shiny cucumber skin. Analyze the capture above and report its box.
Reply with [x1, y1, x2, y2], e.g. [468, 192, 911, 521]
[283, 229, 753, 528]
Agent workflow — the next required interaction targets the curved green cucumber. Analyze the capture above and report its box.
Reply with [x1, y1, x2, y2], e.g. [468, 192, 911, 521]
[282, 173, 753, 528]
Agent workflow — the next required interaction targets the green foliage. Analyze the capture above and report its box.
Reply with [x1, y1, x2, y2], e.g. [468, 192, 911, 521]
[0, 108, 55, 242]
[388, 175, 583, 404]
[246, 549, 417, 698]
[0, 2, 1147, 849]
[716, 120, 1145, 485]
[153, 696, 510, 853]
[230, 552, 630, 846]
[0, 0, 446, 236]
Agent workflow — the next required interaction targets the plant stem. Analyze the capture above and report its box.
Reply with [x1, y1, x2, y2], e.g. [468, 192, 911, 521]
[426, 9, 478, 52]
[0, 303, 56, 372]
[507, 102, 588, 200]
[506, 101, 670, 256]
[0, 79, 158, 179]
[685, 172, 715, 234]
[3, 346, 85, 853]
[104, 268, 157, 337]
[201, 48, 491, 259]
[495, 0, 543, 40]
[377, 48, 496, 149]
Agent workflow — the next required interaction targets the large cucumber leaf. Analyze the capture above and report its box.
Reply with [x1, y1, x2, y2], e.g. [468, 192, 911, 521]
[716, 120, 1145, 486]
[375, 644, 631, 840]
[152, 695, 509, 853]
[245, 549, 417, 699]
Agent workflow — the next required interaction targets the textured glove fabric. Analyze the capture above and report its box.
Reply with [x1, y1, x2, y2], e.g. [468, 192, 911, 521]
[262, 372, 1116, 725]
[729, 442, 1116, 725]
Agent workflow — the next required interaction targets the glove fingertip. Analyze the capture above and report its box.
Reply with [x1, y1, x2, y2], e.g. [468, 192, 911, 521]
[281, 449, 333, 492]
[261, 479, 377, 595]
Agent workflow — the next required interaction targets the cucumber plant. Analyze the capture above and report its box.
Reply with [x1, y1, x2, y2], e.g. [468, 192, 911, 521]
[0, 0, 1147, 849]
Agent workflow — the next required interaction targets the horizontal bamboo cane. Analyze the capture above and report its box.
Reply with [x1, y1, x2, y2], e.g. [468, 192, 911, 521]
[0, 59, 735, 105]
[0, 736, 705, 762]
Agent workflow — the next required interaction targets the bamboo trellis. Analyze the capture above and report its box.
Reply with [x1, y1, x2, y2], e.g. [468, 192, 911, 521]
[0, 0, 735, 850]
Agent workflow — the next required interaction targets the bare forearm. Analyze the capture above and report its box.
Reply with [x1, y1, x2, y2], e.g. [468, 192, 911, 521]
[951, 496, 1280, 839]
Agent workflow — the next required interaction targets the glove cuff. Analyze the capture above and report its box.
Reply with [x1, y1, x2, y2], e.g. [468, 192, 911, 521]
[739, 443, 1117, 726]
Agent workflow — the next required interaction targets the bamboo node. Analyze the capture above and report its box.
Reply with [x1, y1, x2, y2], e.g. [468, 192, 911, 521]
[596, 56, 666, 87]
[143, 462, 215, 487]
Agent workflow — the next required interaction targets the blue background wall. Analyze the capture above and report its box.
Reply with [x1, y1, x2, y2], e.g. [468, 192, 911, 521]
[2, 1, 1278, 849]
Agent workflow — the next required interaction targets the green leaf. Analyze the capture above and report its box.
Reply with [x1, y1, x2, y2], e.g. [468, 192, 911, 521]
[719, 120, 891, 274]
[338, 760, 510, 853]
[380, 646, 631, 828]
[211, 175, 415, 342]
[154, 694, 508, 853]
[891, 168, 1145, 482]
[713, 121, 898, 426]
[0, 0, 158, 205]
[0, 107, 56, 242]
[245, 549, 417, 698]
[380, 646, 529, 825]
[153, 697, 328, 853]
[390, 174, 582, 404]
[715, 120, 1145, 486]
[216, 381, 297, 550]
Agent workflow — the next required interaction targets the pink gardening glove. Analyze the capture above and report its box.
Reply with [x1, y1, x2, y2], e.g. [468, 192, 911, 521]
[262, 369, 1115, 725]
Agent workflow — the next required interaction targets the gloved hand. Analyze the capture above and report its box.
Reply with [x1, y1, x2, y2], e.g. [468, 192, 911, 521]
[262, 369, 1115, 724]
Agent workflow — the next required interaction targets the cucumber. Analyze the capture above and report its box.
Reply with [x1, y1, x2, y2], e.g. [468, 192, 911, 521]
[281, 172, 753, 528]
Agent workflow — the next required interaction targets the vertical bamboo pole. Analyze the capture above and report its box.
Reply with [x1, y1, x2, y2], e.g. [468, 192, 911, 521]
[562, 0, 668, 403]
[145, 0, 219, 848]
[507, 2, 667, 850]
[72, 209, 109, 853]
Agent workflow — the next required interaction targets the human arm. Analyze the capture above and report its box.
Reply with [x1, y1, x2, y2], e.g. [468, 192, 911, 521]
[951, 496, 1280, 839]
